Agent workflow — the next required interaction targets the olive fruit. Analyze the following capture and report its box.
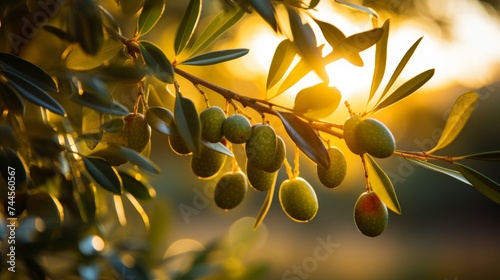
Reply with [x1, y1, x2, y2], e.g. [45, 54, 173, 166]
[191, 144, 227, 180]
[261, 135, 286, 173]
[214, 170, 248, 210]
[356, 118, 395, 158]
[317, 146, 347, 188]
[279, 177, 318, 222]
[223, 114, 252, 144]
[200, 106, 226, 143]
[124, 113, 151, 153]
[343, 115, 366, 155]
[246, 162, 277, 192]
[245, 124, 277, 170]
[354, 191, 388, 237]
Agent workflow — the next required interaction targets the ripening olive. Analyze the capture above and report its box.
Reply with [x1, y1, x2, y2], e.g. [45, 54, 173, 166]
[354, 191, 388, 237]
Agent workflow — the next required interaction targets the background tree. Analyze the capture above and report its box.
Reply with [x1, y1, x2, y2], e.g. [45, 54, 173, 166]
[1, 0, 500, 279]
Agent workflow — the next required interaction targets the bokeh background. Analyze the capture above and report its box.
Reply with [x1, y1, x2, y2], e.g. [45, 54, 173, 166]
[7, 0, 500, 278]
[141, 0, 500, 279]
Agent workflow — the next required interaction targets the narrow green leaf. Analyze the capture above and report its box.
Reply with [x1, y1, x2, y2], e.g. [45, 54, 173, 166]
[334, 0, 379, 18]
[119, 170, 156, 200]
[314, 19, 362, 66]
[377, 37, 423, 104]
[293, 83, 341, 118]
[3, 71, 65, 116]
[266, 39, 296, 91]
[0, 82, 25, 115]
[180, 49, 249, 66]
[189, 7, 246, 56]
[82, 156, 122, 194]
[407, 158, 470, 185]
[90, 143, 161, 175]
[119, 0, 144, 15]
[98, 4, 121, 33]
[368, 19, 390, 104]
[428, 91, 479, 153]
[69, 0, 104, 55]
[365, 155, 402, 214]
[455, 162, 500, 204]
[462, 151, 500, 161]
[248, 0, 278, 31]
[276, 111, 329, 168]
[201, 140, 234, 157]
[102, 118, 125, 133]
[139, 41, 175, 83]
[254, 180, 275, 230]
[174, 0, 202, 55]
[138, 0, 166, 36]
[0, 53, 58, 92]
[174, 91, 201, 155]
[146, 106, 175, 135]
[276, 58, 311, 96]
[71, 91, 129, 116]
[308, 0, 320, 9]
[373, 69, 434, 113]
[65, 39, 123, 71]
[287, 6, 328, 83]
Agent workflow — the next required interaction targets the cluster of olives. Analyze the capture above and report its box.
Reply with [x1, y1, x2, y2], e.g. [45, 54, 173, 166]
[343, 115, 395, 237]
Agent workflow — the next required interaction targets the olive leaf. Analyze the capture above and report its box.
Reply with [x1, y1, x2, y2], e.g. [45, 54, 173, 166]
[68, 0, 104, 55]
[98, 4, 121, 32]
[43, 25, 77, 43]
[454, 163, 500, 204]
[0, 82, 25, 115]
[82, 156, 122, 194]
[0, 52, 58, 91]
[201, 140, 234, 157]
[138, 0, 166, 36]
[276, 111, 329, 168]
[407, 158, 470, 185]
[119, 0, 144, 15]
[427, 92, 479, 154]
[0, 148, 28, 186]
[293, 83, 342, 119]
[253, 179, 275, 230]
[125, 192, 151, 231]
[189, 7, 246, 57]
[462, 151, 500, 161]
[119, 170, 156, 200]
[266, 39, 296, 92]
[146, 106, 175, 135]
[65, 39, 123, 71]
[139, 41, 175, 84]
[372, 68, 435, 113]
[180, 49, 249, 66]
[91, 143, 161, 175]
[71, 91, 129, 116]
[314, 19, 362, 66]
[368, 19, 390, 104]
[309, 0, 320, 9]
[365, 155, 402, 214]
[174, 90, 201, 155]
[375, 37, 423, 106]
[247, 0, 278, 32]
[334, 0, 379, 18]
[174, 0, 202, 55]
[278, 28, 382, 95]
[2, 71, 65, 116]
[287, 6, 329, 83]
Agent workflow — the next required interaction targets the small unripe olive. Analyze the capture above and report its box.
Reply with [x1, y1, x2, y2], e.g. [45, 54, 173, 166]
[214, 171, 248, 210]
[354, 191, 388, 237]
[343, 115, 366, 155]
[261, 135, 286, 173]
[246, 162, 277, 192]
[124, 113, 151, 153]
[356, 118, 395, 158]
[190, 144, 227, 180]
[279, 177, 318, 222]
[223, 114, 252, 144]
[317, 146, 347, 188]
[200, 106, 226, 143]
[245, 124, 277, 170]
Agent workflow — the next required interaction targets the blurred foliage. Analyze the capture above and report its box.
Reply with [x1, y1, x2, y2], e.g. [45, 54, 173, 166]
[0, 0, 499, 279]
